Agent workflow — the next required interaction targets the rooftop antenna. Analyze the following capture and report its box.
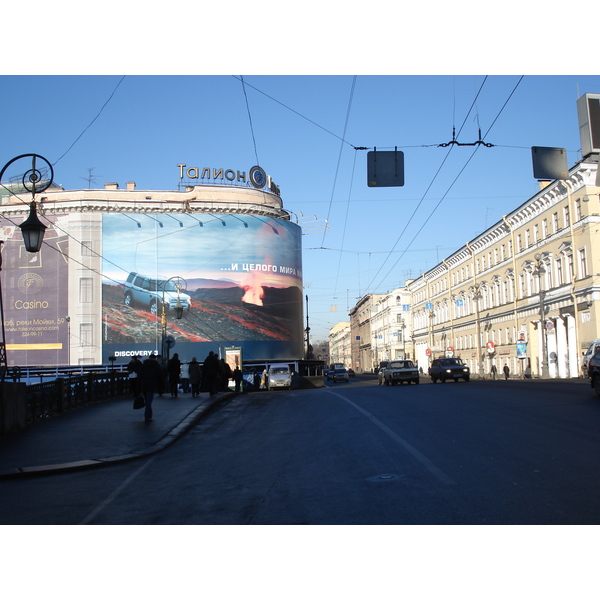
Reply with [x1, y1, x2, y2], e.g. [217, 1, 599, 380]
[80, 167, 102, 189]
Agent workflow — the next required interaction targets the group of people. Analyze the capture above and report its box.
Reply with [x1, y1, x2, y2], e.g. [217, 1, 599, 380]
[127, 352, 244, 422]
[490, 364, 511, 380]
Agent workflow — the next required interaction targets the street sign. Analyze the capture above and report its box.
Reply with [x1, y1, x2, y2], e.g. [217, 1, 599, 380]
[367, 149, 405, 187]
[163, 335, 175, 349]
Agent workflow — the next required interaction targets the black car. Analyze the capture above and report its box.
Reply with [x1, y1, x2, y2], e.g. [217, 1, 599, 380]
[588, 351, 600, 396]
[429, 358, 470, 383]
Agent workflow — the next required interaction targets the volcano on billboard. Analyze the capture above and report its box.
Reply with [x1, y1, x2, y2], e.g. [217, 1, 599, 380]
[101, 213, 304, 362]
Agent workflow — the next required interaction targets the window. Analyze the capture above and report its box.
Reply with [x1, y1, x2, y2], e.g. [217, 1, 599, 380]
[553, 212, 559, 233]
[525, 230, 531, 247]
[575, 198, 582, 221]
[579, 248, 588, 278]
[533, 224, 539, 243]
[80, 323, 93, 347]
[542, 218, 548, 238]
[81, 241, 93, 256]
[79, 278, 93, 303]
[555, 257, 563, 286]
[564, 206, 570, 228]
[517, 234, 522, 252]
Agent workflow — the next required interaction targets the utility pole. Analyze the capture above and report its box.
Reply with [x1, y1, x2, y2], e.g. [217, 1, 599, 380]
[305, 294, 311, 360]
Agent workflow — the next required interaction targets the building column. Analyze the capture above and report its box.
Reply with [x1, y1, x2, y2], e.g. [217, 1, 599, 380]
[564, 313, 579, 378]
[555, 316, 568, 379]
[547, 320, 558, 378]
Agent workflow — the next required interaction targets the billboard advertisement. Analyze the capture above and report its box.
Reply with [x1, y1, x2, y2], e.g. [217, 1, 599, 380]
[1, 217, 69, 366]
[101, 213, 304, 363]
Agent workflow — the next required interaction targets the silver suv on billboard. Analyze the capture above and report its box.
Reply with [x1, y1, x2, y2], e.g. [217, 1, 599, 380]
[123, 272, 191, 315]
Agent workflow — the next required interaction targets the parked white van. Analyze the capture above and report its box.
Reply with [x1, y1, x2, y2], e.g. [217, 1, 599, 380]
[267, 363, 292, 390]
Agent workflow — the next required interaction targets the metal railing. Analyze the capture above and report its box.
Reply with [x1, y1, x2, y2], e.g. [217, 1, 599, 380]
[25, 371, 131, 425]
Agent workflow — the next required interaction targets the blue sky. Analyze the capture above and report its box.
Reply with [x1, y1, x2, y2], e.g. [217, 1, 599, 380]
[2, 73, 600, 341]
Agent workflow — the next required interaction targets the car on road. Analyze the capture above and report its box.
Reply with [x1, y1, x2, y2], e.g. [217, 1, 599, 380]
[124, 272, 191, 315]
[347, 368, 355, 377]
[382, 360, 420, 385]
[588, 351, 600, 396]
[330, 367, 349, 383]
[267, 363, 292, 391]
[429, 357, 470, 383]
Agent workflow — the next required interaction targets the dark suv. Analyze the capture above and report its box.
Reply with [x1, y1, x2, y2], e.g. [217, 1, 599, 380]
[429, 357, 470, 383]
[588, 351, 600, 396]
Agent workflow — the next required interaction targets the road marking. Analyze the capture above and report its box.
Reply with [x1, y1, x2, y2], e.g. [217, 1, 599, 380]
[79, 455, 158, 524]
[326, 390, 456, 486]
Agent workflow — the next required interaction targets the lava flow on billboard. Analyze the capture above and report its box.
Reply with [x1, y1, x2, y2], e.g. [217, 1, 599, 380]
[101, 213, 304, 362]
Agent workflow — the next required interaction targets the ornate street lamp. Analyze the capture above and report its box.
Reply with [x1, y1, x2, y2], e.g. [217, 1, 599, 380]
[160, 276, 186, 364]
[534, 253, 550, 378]
[0, 154, 53, 374]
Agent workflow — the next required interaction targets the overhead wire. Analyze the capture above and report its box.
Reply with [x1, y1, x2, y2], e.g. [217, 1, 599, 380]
[368, 76, 524, 292]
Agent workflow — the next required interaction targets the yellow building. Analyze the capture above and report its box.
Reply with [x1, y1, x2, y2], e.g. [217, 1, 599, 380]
[408, 159, 600, 378]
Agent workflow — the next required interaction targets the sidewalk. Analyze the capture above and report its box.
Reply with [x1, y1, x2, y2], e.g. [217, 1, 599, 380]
[0, 390, 233, 479]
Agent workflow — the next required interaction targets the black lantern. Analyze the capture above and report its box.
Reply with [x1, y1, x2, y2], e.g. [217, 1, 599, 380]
[19, 201, 47, 253]
[174, 296, 184, 320]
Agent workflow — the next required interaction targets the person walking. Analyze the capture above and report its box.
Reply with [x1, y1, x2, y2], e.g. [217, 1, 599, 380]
[139, 353, 163, 422]
[203, 351, 220, 396]
[233, 365, 243, 392]
[220, 358, 232, 391]
[180, 360, 190, 393]
[503, 364, 510, 380]
[167, 353, 181, 397]
[127, 355, 141, 398]
[188, 357, 201, 397]
[490, 364, 497, 380]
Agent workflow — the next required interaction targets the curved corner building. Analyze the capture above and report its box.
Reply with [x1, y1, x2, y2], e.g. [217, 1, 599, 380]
[0, 167, 304, 366]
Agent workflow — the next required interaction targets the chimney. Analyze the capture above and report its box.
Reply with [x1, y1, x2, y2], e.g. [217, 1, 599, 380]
[538, 180, 552, 191]
[105, 183, 119, 190]
[126, 181, 136, 191]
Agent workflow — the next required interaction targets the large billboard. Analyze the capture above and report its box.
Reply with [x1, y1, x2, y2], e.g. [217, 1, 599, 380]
[2, 217, 69, 366]
[102, 213, 304, 363]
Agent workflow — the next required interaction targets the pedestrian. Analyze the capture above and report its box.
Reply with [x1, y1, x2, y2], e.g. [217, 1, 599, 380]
[233, 365, 243, 392]
[203, 351, 220, 396]
[139, 353, 163, 422]
[188, 357, 201, 397]
[260, 367, 268, 390]
[167, 353, 181, 397]
[491, 364, 497, 380]
[503, 364, 510, 380]
[127, 355, 141, 398]
[220, 358, 232, 391]
[180, 360, 190, 393]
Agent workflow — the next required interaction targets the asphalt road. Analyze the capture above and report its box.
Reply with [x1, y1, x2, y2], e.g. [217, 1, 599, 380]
[2, 376, 600, 525]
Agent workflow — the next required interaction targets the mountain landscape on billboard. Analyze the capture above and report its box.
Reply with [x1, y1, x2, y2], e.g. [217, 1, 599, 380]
[102, 283, 300, 344]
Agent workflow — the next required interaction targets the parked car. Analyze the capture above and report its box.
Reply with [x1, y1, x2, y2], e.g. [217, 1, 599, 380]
[381, 360, 420, 385]
[588, 351, 600, 396]
[124, 272, 191, 315]
[330, 367, 349, 383]
[429, 358, 470, 383]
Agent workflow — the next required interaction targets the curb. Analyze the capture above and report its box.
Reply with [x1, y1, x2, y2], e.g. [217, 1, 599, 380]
[0, 391, 235, 480]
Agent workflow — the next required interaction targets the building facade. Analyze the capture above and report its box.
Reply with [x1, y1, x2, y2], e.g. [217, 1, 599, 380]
[0, 171, 305, 367]
[328, 321, 351, 367]
[408, 160, 599, 378]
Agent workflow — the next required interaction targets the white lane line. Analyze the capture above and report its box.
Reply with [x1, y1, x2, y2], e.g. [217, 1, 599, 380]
[79, 455, 158, 525]
[326, 390, 456, 486]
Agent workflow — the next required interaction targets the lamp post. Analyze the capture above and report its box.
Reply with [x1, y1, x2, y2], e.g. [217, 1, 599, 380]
[0, 154, 51, 374]
[400, 318, 406, 359]
[160, 277, 185, 364]
[534, 253, 550, 378]
[472, 283, 484, 378]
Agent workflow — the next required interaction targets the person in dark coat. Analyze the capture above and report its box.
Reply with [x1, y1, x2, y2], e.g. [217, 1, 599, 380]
[167, 353, 181, 397]
[503, 364, 510, 380]
[139, 354, 163, 422]
[233, 366, 243, 393]
[188, 357, 201, 397]
[203, 351, 220, 396]
[220, 358, 232, 391]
